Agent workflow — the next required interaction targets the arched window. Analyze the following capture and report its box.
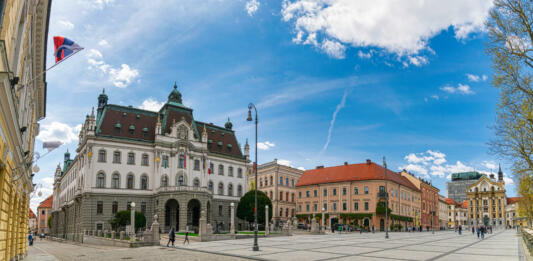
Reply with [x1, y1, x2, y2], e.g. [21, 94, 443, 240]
[98, 150, 106, 162]
[228, 166, 234, 177]
[218, 165, 224, 175]
[141, 175, 148, 190]
[218, 182, 224, 195]
[208, 181, 214, 192]
[178, 155, 185, 169]
[96, 173, 105, 188]
[161, 175, 168, 187]
[112, 173, 120, 189]
[193, 178, 200, 188]
[237, 185, 243, 197]
[291, 179, 294, 187]
[228, 183, 234, 196]
[237, 168, 243, 178]
[178, 175, 184, 186]
[127, 174, 134, 189]
[113, 151, 121, 163]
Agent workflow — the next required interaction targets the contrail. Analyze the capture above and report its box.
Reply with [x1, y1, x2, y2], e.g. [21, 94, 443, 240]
[320, 89, 349, 156]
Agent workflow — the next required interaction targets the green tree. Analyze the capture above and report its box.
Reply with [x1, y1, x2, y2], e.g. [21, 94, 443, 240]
[47, 215, 52, 229]
[109, 210, 146, 232]
[518, 175, 533, 226]
[375, 201, 391, 215]
[487, 0, 533, 179]
[236, 190, 272, 226]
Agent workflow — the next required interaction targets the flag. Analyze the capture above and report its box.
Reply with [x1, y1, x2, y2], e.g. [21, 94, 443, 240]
[54, 36, 83, 63]
[208, 160, 211, 175]
[183, 154, 187, 168]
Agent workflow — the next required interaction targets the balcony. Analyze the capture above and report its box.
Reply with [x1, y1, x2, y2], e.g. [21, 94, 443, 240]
[378, 191, 388, 199]
[157, 185, 211, 194]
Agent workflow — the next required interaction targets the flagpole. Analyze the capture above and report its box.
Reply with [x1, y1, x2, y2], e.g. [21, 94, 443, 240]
[15, 48, 84, 92]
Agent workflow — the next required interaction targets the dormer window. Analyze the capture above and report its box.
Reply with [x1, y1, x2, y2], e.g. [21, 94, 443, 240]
[142, 127, 148, 138]
[115, 123, 121, 134]
[227, 144, 232, 151]
[122, 112, 127, 117]
[217, 141, 223, 147]
[136, 114, 140, 119]
[129, 125, 135, 134]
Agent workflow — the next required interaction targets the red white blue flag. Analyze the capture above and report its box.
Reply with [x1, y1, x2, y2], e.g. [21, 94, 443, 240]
[53, 36, 83, 63]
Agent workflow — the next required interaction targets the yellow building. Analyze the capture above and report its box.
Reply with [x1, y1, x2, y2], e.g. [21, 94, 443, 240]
[466, 172, 506, 229]
[0, 0, 51, 260]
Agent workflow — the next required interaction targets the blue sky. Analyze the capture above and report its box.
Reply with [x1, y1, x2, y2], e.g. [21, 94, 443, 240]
[31, 0, 516, 210]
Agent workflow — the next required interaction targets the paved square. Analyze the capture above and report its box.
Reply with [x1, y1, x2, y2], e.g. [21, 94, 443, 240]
[173, 230, 525, 261]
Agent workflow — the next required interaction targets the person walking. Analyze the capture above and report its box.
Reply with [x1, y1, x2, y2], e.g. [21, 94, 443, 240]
[476, 226, 480, 239]
[490, 226, 493, 234]
[166, 227, 175, 247]
[458, 225, 462, 235]
[480, 226, 485, 240]
[472, 226, 475, 235]
[183, 231, 190, 245]
[338, 224, 342, 235]
[28, 233, 33, 246]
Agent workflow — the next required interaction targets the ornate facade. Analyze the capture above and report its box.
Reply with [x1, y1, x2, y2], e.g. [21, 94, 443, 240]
[0, 0, 51, 259]
[50, 86, 250, 241]
[466, 169, 506, 229]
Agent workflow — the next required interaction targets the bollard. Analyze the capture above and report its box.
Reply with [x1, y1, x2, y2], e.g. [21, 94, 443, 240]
[120, 231, 125, 240]
[112, 231, 116, 240]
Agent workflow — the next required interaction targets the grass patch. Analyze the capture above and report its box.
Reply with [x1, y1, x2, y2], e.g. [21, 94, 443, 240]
[237, 231, 265, 235]
[176, 232, 198, 237]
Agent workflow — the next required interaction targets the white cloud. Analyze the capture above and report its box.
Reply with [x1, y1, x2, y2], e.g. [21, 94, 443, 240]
[466, 73, 480, 82]
[297, 167, 306, 171]
[440, 83, 474, 95]
[91, 0, 114, 9]
[57, 19, 74, 30]
[320, 89, 348, 155]
[37, 121, 80, 144]
[109, 64, 139, 88]
[139, 98, 165, 112]
[257, 141, 275, 150]
[408, 56, 428, 67]
[86, 49, 139, 88]
[277, 159, 293, 167]
[430, 95, 439, 100]
[321, 39, 346, 59]
[245, 0, 260, 16]
[281, 0, 493, 62]
[98, 40, 110, 47]
[357, 50, 372, 59]
[482, 161, 497, 170]
[400, 150, 473, 178]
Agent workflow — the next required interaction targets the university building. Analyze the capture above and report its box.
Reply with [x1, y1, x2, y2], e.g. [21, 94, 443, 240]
[257, 159, 303, 227]
[50, 86, 250, 241]
[296, 160, 421, 231]
[0, 0, 51, 259]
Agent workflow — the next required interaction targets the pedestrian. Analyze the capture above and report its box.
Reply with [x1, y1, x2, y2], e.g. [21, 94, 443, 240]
[476, 226, 480, 239]
[28, 233, 33, 246]
[183, 231, 189, 245]
[458, 225, 462, 235]
[472, 226, 474, 235]
[360, 226, 363, 234]
[480, 226, 485, 240]
[338, 224, 342, 235]
[372, 225, 375, 233]
[166, 227, 175, 247]
[490, 226, 493, 234]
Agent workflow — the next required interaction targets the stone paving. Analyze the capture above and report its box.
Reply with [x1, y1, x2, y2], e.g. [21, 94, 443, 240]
[24, 230, 525, 261]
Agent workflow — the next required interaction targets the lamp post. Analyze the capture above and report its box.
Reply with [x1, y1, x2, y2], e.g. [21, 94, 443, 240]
[321, 208, 325, 232]
[130, 202, 136, 242]
[247, 103, 259, 251]
[383, 157, 389, 239]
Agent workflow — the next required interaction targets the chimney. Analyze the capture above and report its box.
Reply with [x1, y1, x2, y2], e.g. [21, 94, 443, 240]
[366, 159, 371, 165]
[344, 162, 348, 166]
[316, 165, 324, 169]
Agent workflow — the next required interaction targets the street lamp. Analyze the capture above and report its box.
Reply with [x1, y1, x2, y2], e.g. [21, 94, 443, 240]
[130, 202, 136, 242]
[247, 103, 259, 251]
[430, 210, 435, 234]
[383, 157, 389, 239]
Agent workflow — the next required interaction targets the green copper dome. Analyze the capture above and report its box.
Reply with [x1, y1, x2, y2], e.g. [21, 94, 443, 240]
[168, 82, 183, 104]
[225, 117, 233, 130]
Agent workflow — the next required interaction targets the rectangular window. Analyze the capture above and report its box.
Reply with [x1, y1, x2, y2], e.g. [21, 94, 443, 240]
[313, 204, 317, 211]
[163, 155, 168, 168]
[306, 204, 310, 211]
[323, 203, 327, 211]
[342, 187, 347, 195]
[113, 151, 121, 163]
[354, 202, 358, 211]
[298, 191, 302, 198]
[324, 189, 327, 196]
[219, 205, 223, 216]
[333, 203, 337, 211]
[313, 190, 317, 197]
[298, 205, 302, 212]
[333, 188, 337, 196]
[141, 154, 149, 166]
[98, 150, 106, 162]
[141, 202, 146, 215]
[364, 202, 369, 210]
[280, 177, 283, 185]
[342, 202, 347, 211]
[286, 178, 289, 186]
[194, 160, 200, 170]
[97, 201, 103, 214]
[364, 186, 369, 194]
[112, 201, 118, 214]
[354, 187, 358, 195]
[379, 186, 385, 192]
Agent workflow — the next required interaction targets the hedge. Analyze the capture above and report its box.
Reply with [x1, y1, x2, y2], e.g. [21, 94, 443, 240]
[339, 213, 373, 220]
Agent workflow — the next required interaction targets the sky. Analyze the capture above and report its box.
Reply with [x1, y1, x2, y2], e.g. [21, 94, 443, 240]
[30, 0, 516, 211]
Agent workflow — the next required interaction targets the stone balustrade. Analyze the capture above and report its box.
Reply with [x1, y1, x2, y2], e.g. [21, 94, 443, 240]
[156, 185, 211, 194]
[523, 228, 533, 256]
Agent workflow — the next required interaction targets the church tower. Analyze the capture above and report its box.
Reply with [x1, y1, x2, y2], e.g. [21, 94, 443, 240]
[97, 89, 108, 121]
[498, 164, 503, 183]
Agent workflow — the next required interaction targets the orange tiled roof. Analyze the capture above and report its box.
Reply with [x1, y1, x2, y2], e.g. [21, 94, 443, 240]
[461, 200, 468, 208]
[507, 197, 521, 205]
[296, 161, 419, 191]
[445, 198, 455, 205]
[38, 195, 53, 209]
[29, 208, 36, 219]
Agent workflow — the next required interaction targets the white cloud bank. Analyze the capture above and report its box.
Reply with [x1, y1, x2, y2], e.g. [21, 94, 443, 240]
[441, 83, 474, 95]
[281, 0, 493, 62]
[37, 121, 81, 144]
[277, 159, 306, 171]
[139, 98, 165, 112]
[245, 0, 260, 16]
[57, 19, 74, 30]
[86, 48, 139, 88]
[258, 141, 275, 150]
[466, 73, 487, 82]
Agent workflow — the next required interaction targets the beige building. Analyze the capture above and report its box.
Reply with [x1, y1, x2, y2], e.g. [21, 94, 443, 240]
[438, 195, 447, 230]
[400, 171, 440, 230]
[505, 197, 528, 228]
[466, 174, 506, 228]
[257, 159, 303, 226]
[29, 209, 37, 234]
[0, 0, 51, 259]
[296, 160, 421, 231]
[446, 198, 468, 229]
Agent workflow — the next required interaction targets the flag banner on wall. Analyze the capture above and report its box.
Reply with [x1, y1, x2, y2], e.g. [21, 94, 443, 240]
[53, 36, 84, 64]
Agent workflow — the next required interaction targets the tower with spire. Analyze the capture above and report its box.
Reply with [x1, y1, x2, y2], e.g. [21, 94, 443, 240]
[97, 88, 108, 121]
[498, 163, 503, 183]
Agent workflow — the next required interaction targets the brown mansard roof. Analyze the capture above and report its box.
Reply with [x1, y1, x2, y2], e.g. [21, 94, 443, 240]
[296, 161, 419, 191]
